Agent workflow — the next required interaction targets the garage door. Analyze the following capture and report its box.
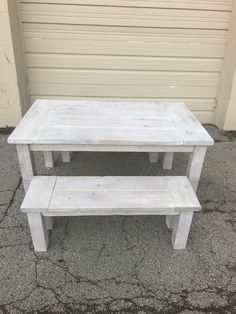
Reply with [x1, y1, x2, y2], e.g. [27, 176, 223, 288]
[18, 0, 232, 123]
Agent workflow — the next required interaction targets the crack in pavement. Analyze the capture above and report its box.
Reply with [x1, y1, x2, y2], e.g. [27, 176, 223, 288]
[1, 131, 236, 313]
[0, 177, 22, 225]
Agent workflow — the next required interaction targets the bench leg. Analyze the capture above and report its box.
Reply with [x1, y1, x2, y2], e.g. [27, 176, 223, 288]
[27, 213, 49, 252]
[17, 145, 52, 237]
[163, 152, 174, 170]
[171, 212, 193, 249]
[62, 151, 71, 163]
[44, 151, 54, 168]
[148, 152, 158, 163]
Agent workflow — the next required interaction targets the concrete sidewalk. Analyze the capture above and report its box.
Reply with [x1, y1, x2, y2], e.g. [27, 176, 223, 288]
[0, 126, 235, 314]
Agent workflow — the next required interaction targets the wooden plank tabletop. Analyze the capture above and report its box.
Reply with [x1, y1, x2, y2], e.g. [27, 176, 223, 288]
[8, 100, 213, 146]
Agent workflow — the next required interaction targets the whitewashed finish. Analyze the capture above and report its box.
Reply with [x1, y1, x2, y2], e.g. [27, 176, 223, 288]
[10, 100, 213, 249]
[171, 212, 194, 249]
[16, 144, 54, 230]
[186, 146, 207, 192]
[21, 176, 201, 251]
[21, 176, 201, 215]
[43, 151, 54, 168]
[16, 144, 35, 191]
[62, 151, 71, 162]
[30, 144, 194, 153]
[148, 153, 158, 163]
[165, 103, 213, 145]
[27, 213, 49, 252]
[166, 215, 176, 229]
[163, 152, 174, 169]
[8, 100, 213, 146]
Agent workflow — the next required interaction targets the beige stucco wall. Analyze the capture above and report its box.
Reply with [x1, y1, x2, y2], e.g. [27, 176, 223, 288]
[224, 69, 236, 130]
[0, 0, 22, 127]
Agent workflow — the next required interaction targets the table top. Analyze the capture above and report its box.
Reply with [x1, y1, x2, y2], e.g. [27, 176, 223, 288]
[8, 100, 213, 146]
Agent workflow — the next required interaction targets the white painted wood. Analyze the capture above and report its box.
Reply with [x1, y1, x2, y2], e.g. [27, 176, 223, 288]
[8, 100, 213, 147]
[16, 144, 35, 191]
[165, 102, 214, 145]
[27, 213, 49, 252]
[166, 215, 176, 229]
[171, 212, 193, 249]
[21, 176, 201, 216]
[148, 153, 158, 163]
[8, 100, 57, 144]
[186, 146, 207, 192]
[61, 151, 71, 162]
[55, 176, 168, 191]
[30, 144, 194, 153]
[21, 176, 56, 209]
[43, 151, 54, 168]
[16, 144, 54, 230]
[166, 176, 200, 209]
[45, 217, 54, 230]
[22, 176, 200, 250]
[163, 152, 174, 169]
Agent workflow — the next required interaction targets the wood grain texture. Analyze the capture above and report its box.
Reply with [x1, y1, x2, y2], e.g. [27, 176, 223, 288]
[8, 100, 213, 146]
[21, 176, 201, 216]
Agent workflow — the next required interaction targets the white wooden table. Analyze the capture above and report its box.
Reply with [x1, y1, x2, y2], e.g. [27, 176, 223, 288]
[8, 99, 213, 190]
[8, 100, 213, 249]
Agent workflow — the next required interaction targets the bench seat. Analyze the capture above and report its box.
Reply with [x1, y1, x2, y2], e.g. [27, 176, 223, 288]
[21, 176, 201, 251]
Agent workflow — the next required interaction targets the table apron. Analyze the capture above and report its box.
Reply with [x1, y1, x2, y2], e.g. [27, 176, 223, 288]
[29, 144, 194, 153]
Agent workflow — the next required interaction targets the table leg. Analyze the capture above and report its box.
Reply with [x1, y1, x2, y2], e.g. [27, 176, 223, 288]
[166, 215, 176, 229]
[163, 152, 174, 169]
[16, 144, 35, 191]
[62, 151, 71, 162]
[148, 152, 158, 163]
[186, 146, 207, 192]
[44, 151, 54, 168]
[16, 144, 54, 231]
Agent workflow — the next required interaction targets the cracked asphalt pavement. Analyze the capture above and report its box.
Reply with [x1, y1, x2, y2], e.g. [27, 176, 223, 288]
[0, 125, 235, 314]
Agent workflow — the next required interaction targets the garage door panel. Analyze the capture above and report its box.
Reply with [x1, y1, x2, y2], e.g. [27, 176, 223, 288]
[29, 83, 217, 98]
[19, 0, 232, 12]
[26, 54, 222, 72]
[24, 38, 225, 58]
[23, 30, 227, 45]
[28, 69, 219, 87]
[20, 9, 230, 30]
[22, 23, 229, 39]
[17, 0, 232, 123]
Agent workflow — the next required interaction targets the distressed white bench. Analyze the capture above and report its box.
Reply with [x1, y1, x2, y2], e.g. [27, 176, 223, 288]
[21, 176, 201, 252]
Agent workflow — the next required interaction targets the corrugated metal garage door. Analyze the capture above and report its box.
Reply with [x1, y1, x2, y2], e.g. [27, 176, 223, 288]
[18, 0, 232, 123]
